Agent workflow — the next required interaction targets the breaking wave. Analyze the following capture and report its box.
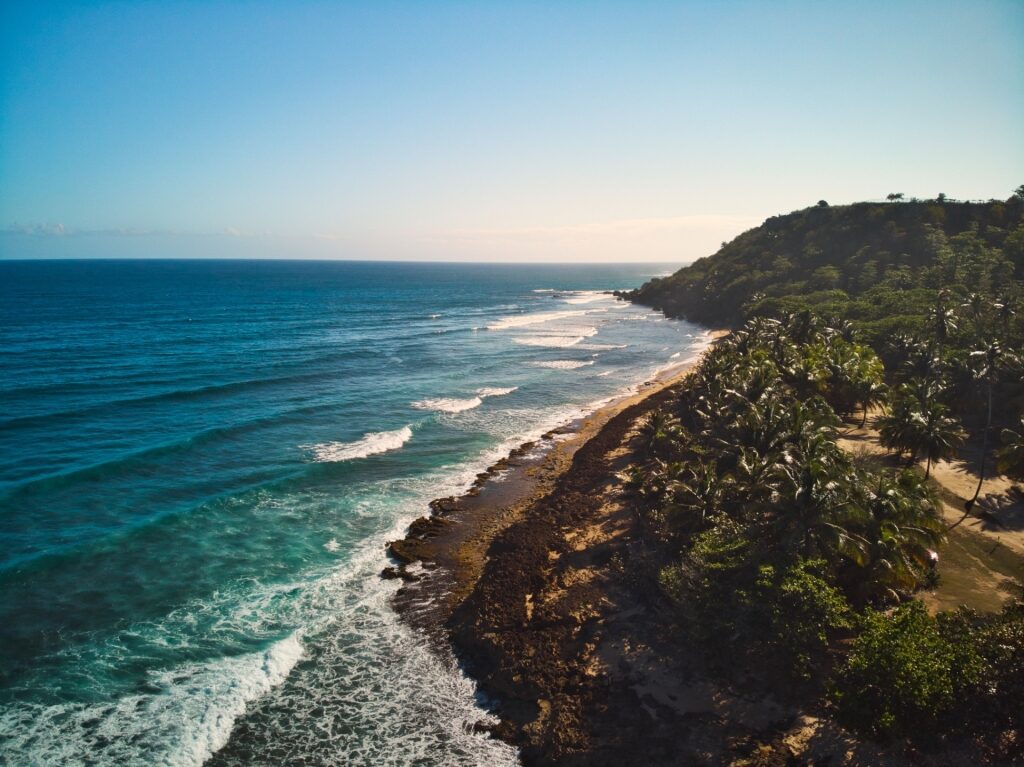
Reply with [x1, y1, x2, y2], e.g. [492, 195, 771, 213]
[305, 426, 413, 462]
[486, 309, 589, 330]
[528, 360, 595, 369]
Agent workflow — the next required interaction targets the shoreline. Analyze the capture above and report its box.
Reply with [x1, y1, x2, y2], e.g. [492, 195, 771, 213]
[385, 332, 726, 630]
[385, 329, 731, 762]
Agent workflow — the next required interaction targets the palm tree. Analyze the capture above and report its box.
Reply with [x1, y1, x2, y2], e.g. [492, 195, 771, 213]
[961, 293, 989, 339]
[664, 461, 733, 533]
[995, 295, 1017, 337]
[877, 396, 918, 462]
[996, 419, 1024, 481]
[925, 292, 957, 349]
[886, 333, 917, 369]
[639, 410, 683, 459]
[964, 342, 1021, 513]
[858, 471, 944, 603]
[917, 401, 965, 479]
[877, 391, 964, 478]
[785, 309, 822, 345]
[855, 378, 888, 427]
[763, 433, 869, 568]
[901, 344, 945, 385]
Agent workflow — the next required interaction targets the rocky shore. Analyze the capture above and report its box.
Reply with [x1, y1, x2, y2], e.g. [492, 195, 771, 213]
[383, 340, 943, 767]
[383, 338, 822, 766]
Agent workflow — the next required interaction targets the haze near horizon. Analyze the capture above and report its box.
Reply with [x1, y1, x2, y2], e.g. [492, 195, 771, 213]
[2, 1, 1022, 262]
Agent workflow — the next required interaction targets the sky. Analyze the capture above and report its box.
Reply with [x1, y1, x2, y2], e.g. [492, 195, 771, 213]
[1, 1, 1022, 262]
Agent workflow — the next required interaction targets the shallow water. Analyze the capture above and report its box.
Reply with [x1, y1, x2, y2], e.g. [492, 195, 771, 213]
[0, 260, 705, 765]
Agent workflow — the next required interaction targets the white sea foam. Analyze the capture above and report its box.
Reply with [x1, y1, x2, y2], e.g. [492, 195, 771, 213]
[476, 386, 518, 397]
[305, 425, 413, 462]
[412, 386, 517, 413]
[577, 343, 627, 351]
[0, 632, 305, 767]
[562, 291, 608, 305]
[513, 335, 586, 348]
[556, 324, 600, 336]
[324, 538, 341, 552]
[528, 360, 595, 369]
[487, 309, 589, 330]
[412, 397, 483, 413]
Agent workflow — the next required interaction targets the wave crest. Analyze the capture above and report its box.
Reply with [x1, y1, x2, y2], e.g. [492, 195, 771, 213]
[476, 386, 518, 397]
[528, 360, 595, 369]
[487, 309, 589, 330]
[305, 426, 413, 462]
[413, 386, 518, 413]
[513, 336, 586, 348]
[412, 397, 483, 414]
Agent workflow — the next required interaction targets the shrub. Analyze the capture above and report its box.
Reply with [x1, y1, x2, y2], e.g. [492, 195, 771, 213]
[754, 559, 851, 680]
[831, 601, 982, 742]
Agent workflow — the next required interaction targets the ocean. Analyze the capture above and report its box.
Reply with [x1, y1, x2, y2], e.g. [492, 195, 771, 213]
[0, 259, 706, 766]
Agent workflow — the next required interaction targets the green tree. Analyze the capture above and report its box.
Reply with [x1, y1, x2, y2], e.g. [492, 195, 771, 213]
[832, 601, 982, 741]
[962, 341, 1020, 515]
[877, 389, 964, 478]
[996, 419, 1024, 480]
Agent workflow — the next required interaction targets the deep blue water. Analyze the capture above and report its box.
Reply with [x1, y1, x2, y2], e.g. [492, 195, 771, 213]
[0, 260, 704, 766]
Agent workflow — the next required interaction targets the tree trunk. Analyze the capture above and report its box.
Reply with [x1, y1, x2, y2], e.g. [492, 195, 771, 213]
[925, 455, 932, 479]
[860, 405, 868, 428]
[965, 382, 993, 513]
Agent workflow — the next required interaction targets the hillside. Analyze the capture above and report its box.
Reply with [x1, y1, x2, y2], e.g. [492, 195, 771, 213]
[609, 192, 1024, 760]
[628, 194, 1024, 348]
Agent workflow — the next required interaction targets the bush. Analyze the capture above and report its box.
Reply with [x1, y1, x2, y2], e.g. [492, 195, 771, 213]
[940, 602, 1024, 757]
[754, 559, 851, 680]
[831, 601, 982, 742]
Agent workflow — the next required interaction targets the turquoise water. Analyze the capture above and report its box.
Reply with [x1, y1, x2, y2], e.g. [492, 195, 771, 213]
[0, 260, 706, 766]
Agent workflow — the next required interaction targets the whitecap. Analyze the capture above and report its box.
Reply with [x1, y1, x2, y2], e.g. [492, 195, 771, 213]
[562, 291, 608, 305]
[476, 386, 518, 397]
[487, 309, 589, 330]
[412, 397, 483, 414]
[513, 336, 586, 348]
[528, 360, 595, 369]
[324, 539, 341, 552]
[0, 633, 305, 767]
[305, 425, 413, 462]
[412, 387, 517, 414]
[577, 343, 627, 351]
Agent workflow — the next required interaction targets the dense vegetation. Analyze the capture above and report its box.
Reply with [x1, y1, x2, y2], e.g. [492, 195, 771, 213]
[628, 191, 1024, 472]
[621, 190, 1024, 759]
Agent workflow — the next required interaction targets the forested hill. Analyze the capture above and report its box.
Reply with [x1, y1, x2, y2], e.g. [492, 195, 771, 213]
[628, 194, 1024, 344]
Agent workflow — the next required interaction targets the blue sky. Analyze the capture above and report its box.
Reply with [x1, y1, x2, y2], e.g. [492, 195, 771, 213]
[2, 1, 1022, 261]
